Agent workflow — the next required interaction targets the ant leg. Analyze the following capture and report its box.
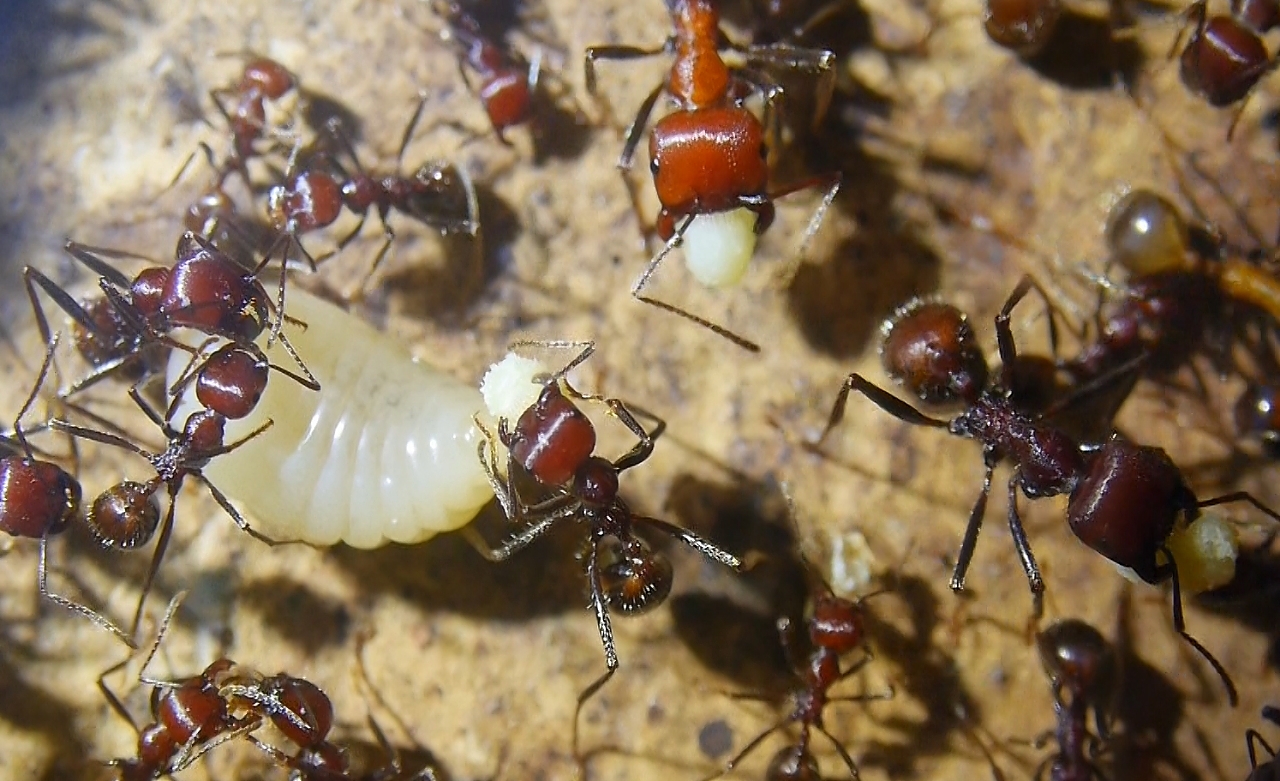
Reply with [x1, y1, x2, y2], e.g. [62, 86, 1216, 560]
[951, 463, 994, 593]
[766, 172, 842, 287]
[396, 93, 429, 167]
[48, 419, 150, 459]
[63, 240, 147, 288]
[1161, 546, 1238, 706]
[583, 43, 668, 95]
[1004, 478, 1045, 621]
[632, 215, 761, 352]
[618, 82, 664, 170]
[1248, 729, 1276, 767]
[634, 515, 742, 569]
[98, 649, 142, 732]
[702, 717, 790, 781]
[995, 275, 1035, 384]
[817, 373, 950, 447]
[197, 474, 289, 547]
[604, 400, 662, 471]
[129, 490, 176, 639]
[1196, 490, 1280, 524]
[38, 536, 135, 646]
[573, 540, 619, 759]
[466, 506, 577, 562]
[817, 724, 862, 780]
[12, 335, 61, 458]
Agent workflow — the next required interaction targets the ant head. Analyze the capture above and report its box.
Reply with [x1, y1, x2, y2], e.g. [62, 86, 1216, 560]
[87, 480, 161, 550]
[984, 0, 1064, 57]
[299, 741, 350, 775]
[130, 267, 171, 320]
[0, 459, 81, 539]
[1105, 190, 1192, 277]
[766, 744, 821, 781]
[599, 539, 674, 615]
[881, 299, 988, 406]
[1179, 14, 1270, 106]
[241, 57, 296, 100]
[1036, 619, 1116, 705]
[509, 384, 597, 487]
[266, 675, 335, 748]
[574, 456, 620, 508]
[196, 345, 269, 420]
[808, 593, 864, 655]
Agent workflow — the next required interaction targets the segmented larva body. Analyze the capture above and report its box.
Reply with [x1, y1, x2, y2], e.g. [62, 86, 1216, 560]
[167, 288, 541, 549]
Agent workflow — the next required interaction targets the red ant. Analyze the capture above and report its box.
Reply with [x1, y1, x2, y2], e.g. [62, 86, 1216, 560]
[1032, 619, 1118, 781]
[984, 0, 1066, 57]
[265, 102, 478, 296]
[817, 276, 1280, 705]
[0, 337, 140, 642]
[469, 343, 742, 756]
[208, 56, 300, 184]
[585, 0, 840, 351]
[1246, 706, 1280, 781]
[434, 0, 541, 142]
[49, 380, 280, 640]
[705, 511, 891, 781]
[100, 595, 263, 780]
[1174, 0, 1279, 130]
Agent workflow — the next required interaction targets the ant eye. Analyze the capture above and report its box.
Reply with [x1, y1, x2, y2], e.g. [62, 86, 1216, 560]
[650, 157, 660, 175]
[599, 545, 673, 614]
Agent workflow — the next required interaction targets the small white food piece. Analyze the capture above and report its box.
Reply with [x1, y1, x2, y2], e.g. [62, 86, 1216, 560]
[1165, 513, 1239, 594]
[167, 289, 539, 549]
[680, 207, 758, 289]
[480, 352, 547, 424]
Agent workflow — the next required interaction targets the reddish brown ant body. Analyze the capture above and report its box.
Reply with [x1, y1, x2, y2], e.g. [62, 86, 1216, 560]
[706, 520, 889, 781]
[209, 56, 300, 184]
[984, 0, 1066, 57]
[265, 103, 477, 294]
[818, 277, 1280, 704]
[584, 0, 839, 349]
[1246, 706, 1280, 781]
[470, 345, 742, 755]
[1175, 0, 1279, 116]
[1033, 620, 1117, 781]
[49, 385, 278, 640]
[434, 0, 540, 141]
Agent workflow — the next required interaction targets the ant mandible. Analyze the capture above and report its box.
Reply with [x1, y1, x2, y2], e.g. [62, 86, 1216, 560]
[817, 276, 1280, 704]
[468, 342, 742, 757]
[705, 509, 891, 781]
[585, 0, 840, 351]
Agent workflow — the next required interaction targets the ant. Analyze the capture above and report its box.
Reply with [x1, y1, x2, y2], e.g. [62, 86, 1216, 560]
[208, 56, 300, 184]
[816, 276, 1280, 705]
[433, 0, 541, 142]
[984, 0, 1066, 57]
[468, 343, 742, 757]
[0, 336, 140, 642]
[49, 382, 280, 641]
[1032, 619, 1117, 781]
[1246, 706, 1280, 781]
[704, 508, 891, 781]
[265, 102, 478, 297]
[100, 595, 263, 780]
[585, 0, 840, 351]
[1174, 0, 1279, 132]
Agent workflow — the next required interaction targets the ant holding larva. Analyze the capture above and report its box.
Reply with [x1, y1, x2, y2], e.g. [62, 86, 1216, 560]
[467, 342, 743, 757]
[815, 276, 1280, 705]
[584, 0, 841, 351]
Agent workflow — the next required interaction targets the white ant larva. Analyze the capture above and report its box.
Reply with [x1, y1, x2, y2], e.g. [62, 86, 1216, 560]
[679, 208, 758, 288]
[166, 288, 543, 549]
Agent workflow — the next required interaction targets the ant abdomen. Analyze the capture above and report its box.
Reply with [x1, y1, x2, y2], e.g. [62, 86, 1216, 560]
[984, 0, 1064, 57]
[240, 57, 296, 101]
[1065, 439, 1192, 582]
[507, 384, 598, 486]
[880, 299, 988, 406]
[0, 458, 80, 539]
[766, 744, 821, 781]
[600, 541, 674, 614]
[1104, 189, 1192, 276]
[87, 481, 161, 550]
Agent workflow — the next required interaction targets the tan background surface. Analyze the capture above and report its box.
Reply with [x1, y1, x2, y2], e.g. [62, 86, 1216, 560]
[0, 0, 1276, 779]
